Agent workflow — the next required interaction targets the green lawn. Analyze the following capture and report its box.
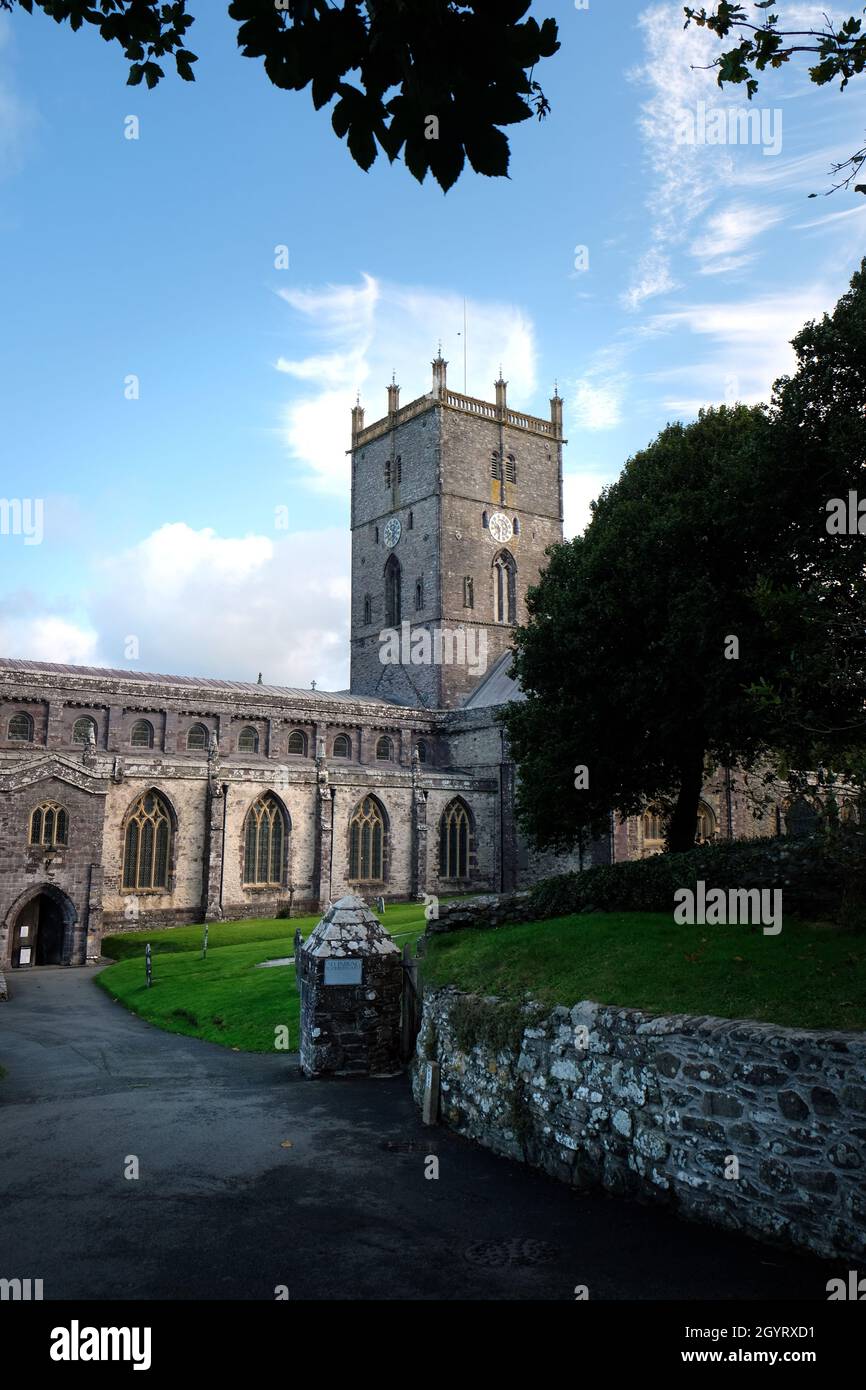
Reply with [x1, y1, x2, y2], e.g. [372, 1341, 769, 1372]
[97, 906, 866, 1055]
[97, 903, 429, 1052]
[421, 912, 866, 1032]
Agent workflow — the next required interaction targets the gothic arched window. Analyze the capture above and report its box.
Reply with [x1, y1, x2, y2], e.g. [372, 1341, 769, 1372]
[513, 516, 520, 536]
[363, 594, 372, 625]
[349, 796, 386, 882]
[439, 799, 472, 880]
[238, 727, 259, 753]
[415, 578, 424, 611]
[73, 716, 97, 745]
[463, 576, 474, 609]
[376, 735, 393, 761]
[417, 740, 428, 764]
[333, 734, 351, 758]
[697, 802, 717, 843]
[131, 719, 154, 749]
[493, 550, 517, 624]
[384, 554, 402, 627]
[9, 712, 34, 742]
[490, 452, 501, 482]
[288, 730, 307, 756]
[123, 791, 171, 891]
[786, 797, 820, 839]
[243, 793, 287, 886]
[187, 723, 209, 751]
[505, 453, 517, 484]
[30, 801, 69, 847]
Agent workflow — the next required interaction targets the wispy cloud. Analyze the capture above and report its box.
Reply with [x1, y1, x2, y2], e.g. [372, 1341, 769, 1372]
[648, 283, 833, 409]
[690, 203, 783, 273]
[275, 275, 538, 494]
[0, 14, 38, 179]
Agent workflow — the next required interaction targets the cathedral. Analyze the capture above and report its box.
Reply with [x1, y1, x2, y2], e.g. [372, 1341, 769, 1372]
[0, 355, 793, 971]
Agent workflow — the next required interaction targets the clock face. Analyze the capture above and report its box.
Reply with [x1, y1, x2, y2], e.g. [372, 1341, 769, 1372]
[488, 511, 513, 544]
[383, 517, 402, 548]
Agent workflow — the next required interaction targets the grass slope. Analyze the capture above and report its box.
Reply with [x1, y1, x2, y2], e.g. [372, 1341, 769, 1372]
[421, 912, 866, 1032]
[97, 904, 429, 1052]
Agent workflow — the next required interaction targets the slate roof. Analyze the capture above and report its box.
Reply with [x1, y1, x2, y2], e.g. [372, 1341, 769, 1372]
[0, 658, 398, 706]
[462, 651, 525, 709]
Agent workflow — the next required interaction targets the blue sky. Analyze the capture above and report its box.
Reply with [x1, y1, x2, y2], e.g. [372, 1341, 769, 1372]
[1, 0, 864, 687]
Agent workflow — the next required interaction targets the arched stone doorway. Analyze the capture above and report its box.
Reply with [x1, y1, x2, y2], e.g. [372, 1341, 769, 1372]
[8, 887, 78, 968]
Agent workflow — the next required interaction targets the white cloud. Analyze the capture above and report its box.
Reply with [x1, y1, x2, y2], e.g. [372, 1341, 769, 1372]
[275, 275, 537, 493]
[572, 378, 625, 432]
[0, 608, 99, 665]
[563, 472, 616, 539]
[87, 523, 352, 690]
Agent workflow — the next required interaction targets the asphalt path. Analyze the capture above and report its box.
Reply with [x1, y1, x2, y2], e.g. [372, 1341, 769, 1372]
[0, 967, 839, 1301]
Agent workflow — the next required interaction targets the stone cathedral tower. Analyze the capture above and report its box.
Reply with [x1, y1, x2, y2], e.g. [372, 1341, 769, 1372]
[349, 353, 565, 709]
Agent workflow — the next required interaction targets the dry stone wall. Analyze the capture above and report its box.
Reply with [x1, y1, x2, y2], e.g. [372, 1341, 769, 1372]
[414, 987, 866, 1263]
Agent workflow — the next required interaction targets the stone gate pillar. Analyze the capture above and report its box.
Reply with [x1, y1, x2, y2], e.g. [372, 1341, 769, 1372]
[297, 896, 402, 1077]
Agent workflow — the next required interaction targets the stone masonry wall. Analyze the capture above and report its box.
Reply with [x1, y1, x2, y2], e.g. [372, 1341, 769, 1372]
[414, 988, 866, 1263]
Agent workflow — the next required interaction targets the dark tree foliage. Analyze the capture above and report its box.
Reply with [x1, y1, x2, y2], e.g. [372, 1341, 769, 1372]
[1, 0, 560, 190]
[749, 259, 866, 802]
[684, 2, 866, 193]
[502, 405, 778, 855]
[503, 265, 866, 857]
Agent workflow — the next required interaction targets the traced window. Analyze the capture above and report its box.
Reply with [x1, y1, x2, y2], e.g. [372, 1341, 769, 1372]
[492, 550, 517, 624]
[440, 799, 472, 879]
[415, 578, 424, 611]
[131, 719, 154, 749]
[30, 801, 69, 847]
[123, 791, 171, 891]
[238, 726, 259, 753]
[417, 740, 428, 764]
[642, 807, 666, 847]
[8, 712, 34, 742]
[349, 796, 385, 881]
[463, 576, 474, 609]
[363, 594, 372, 625]
[376, 735, 393, 761]
[288, 730, 307, 756]
[187, 723, 209, 751]
[505, 453, 517, 484]
[243, 793, 286, 887]
[384, 554, 402, 627]
[333, 733, 351, 758]
[73, 716, 97, 745]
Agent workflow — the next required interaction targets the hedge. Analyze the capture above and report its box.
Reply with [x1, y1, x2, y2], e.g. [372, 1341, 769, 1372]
[527, 830, 866, 928]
